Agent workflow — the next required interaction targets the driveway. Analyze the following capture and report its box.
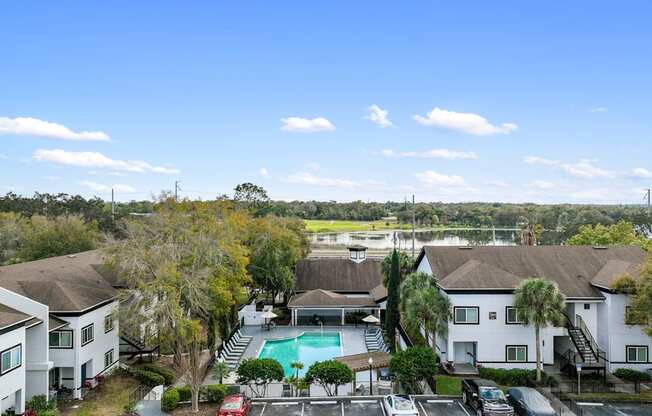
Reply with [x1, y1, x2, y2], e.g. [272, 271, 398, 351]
[576, 401, 652, 416]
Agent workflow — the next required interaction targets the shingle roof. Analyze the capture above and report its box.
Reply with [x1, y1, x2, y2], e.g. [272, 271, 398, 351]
[49, 315, 69, 331]
[288, 289, 377, 308]
[0, 250, 117, 312]
[295, 258, 383, 292]
[419, 245, 647, 298]
[0, 303, 31, 330]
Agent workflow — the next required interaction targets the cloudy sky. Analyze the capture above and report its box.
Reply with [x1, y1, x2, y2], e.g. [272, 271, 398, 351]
[1, 2, 651, 203]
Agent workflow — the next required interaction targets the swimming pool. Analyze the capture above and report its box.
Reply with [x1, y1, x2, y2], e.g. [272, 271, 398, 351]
[258, 331, 342, 377]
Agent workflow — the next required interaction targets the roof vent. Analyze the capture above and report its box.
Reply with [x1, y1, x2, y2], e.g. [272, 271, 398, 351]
[592, 246, 608, 250]
[347, 245, 367, 263]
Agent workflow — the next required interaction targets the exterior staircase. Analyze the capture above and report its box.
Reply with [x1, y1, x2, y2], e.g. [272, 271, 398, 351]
[561, 314, 606, 378]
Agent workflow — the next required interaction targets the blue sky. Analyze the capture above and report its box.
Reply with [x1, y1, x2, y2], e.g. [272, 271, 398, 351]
[1, 1, 651, 203]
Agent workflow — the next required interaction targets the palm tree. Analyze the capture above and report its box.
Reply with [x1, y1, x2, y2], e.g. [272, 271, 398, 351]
[290, 361, 304, 396]
[513, 277, 565, 382]
[213, 359, 230, 384]
[400, 272, 452, 351]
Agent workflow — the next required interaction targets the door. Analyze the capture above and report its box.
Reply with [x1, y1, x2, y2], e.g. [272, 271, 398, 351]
[454, 342, 476, 364]
[81, 362, 87, 385]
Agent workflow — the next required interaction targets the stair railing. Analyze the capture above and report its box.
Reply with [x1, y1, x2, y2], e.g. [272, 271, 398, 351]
[575, 314, 607, 365]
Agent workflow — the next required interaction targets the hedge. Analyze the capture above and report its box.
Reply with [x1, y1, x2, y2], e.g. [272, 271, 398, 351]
[133, 369, 165, 387]
[201, 384, 228, 403]
[161, 388, 180, 412]
[478, 367, 557, 387]
[139, 364, 176, 385]
[177, 385, 192, 402]
[614, 368, 652, 382]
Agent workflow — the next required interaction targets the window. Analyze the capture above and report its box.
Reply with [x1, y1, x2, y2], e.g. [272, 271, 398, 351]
[489, 312, 497, 320]
[49, 330, 73, 348]
[454, 307, 479, 324]
[584, 303, 591, 310]
[81, 324, 94, 346]
[350, 251, 358, 260]
[506, 307, 522, 324]
[626, 346, 648, 363]
[359, 251, 366, 260]
[506, 345, 527, 362]
[1, 344, 22, 375]
[625, 306, 647, 325]
[104, 314, 114, 333]
[104, 349, 114, 369]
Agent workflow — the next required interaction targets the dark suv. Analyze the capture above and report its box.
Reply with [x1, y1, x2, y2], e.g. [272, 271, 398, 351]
[462, 379, 515, 416]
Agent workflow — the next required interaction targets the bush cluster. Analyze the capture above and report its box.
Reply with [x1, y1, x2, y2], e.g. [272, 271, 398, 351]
[160, 384, 227, 412]
[613, 368, 652, 382]
[139, 364, 176, 385]
[132, 368, 165, 387]
[478, 367, 557, 387]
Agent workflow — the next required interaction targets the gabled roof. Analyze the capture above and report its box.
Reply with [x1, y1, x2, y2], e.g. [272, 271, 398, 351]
[418, 245, 647, 298]
[288, 289, 377, 308]
[295, 257, 383, 292]
[0, 250, 117, 313]
[591, 259, 641, 289]
[49, 315, 69, 331]
[0, 303, 32, 331]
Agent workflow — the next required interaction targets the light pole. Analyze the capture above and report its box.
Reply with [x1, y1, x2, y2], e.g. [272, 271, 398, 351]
[368, 357, 374, 395]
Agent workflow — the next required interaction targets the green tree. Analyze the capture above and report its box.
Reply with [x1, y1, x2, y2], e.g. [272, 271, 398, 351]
[213, 360, 230, 384]
[19, 215, 100, 261]
[236, 358, 285, 397]
[400, 272, 452, 350]
[106, 200, 250, 412]
[233, 183, 270, 216]
[384, 249, 401, 351]
[0, 212, 27, 264]
[381, 250, 413, 286]
[568, 220, 650, 251]
[304, 360, 353, 397]
[389, 347, 438, 394]
[612, 257, 652, 339]
[513, 278, 565, 382]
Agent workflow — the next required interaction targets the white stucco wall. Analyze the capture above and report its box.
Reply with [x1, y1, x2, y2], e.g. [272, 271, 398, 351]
[0, 326, 26, 414]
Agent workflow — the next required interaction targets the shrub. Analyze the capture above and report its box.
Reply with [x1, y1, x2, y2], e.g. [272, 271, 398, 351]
[201, 384, 227, 403]
[177, 385, 192, 402]
[25, 395, 58, 415]
[614, 368, 652, 382]
[161, 388, 180, 412]
[139, 364, 176, 385]
[132, 369, 165, 387]
[478, 367, 557, 387]
[389, 347, 438, 394]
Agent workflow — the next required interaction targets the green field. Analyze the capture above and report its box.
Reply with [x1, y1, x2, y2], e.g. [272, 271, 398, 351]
[304, 219, 412, 233]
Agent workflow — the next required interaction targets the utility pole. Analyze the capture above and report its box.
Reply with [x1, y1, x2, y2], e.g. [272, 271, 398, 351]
[411, 195, 416, 259]
[111, 188, 115, 222]
[174, 180, 181, 202]
[646, 188, 651, 214]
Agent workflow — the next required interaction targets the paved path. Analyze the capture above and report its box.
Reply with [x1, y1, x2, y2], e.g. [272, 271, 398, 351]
[135, 399, 166, 416]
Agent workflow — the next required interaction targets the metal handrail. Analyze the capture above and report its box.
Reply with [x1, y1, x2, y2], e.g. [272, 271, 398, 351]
[575, 314, 607, 363]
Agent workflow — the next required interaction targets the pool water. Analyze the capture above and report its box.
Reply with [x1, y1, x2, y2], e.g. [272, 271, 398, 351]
[258, 331, 342, 377]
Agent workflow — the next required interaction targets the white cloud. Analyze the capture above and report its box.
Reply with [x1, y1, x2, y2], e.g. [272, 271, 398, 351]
[631, 168, 652, 179]
[42, 175, 62, 181]
[284, 172, 383, 190]
[415, 170, 466, 187]
[486, 180, 509, 188]
[523, 156, 560, 166]
[560, 159, 615, 179]
[259, 167, 269, 177]
[381, 148, 478, 160]
[80, 180, 136, 193]
[529, 180, 556, 190]
[0, 116, 110, 141]
[33, 149, 179, 174]
[0, 153, 7, 160]
[304, 162, 321, 171]
[364, 104, 393, 128]
[589, 107, 608, 113]
[413, 107, 517, 136]
[281, 117, 335, 133]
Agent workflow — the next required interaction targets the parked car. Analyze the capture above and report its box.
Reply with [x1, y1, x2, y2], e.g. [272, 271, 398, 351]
[382, 394, 419, 416]
[506, 388, 555, 416]
[462, 379, 515, 416]
[217, 394, 252, 416]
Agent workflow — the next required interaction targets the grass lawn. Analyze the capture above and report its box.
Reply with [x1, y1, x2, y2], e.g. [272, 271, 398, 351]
[565, 389, 652, 402]
[305, 219, 412, 233]
[60, 374, 140, 416]
[434, 375, 462, 395]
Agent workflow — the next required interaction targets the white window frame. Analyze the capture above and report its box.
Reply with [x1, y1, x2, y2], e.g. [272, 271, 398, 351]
[626, 346, 648, 363]
[49, 330, 73, 348]
[81, 324, 94, 346]
[454, 306, 479, 324]
[506, 307, 522, 324]
[104, 349, 114, 369]
[1, 344, 22, 375]
[104, 314, 114, 333]
[506, 345, 527, 362]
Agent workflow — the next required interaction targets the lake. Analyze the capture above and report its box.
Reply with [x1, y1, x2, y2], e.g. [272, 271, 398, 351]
[309, 228, 563, 250]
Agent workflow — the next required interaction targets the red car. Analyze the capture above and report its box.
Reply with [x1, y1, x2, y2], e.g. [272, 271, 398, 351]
[217, 394, 252, 416]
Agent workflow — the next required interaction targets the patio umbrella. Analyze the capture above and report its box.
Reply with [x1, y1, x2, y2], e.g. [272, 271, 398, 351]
[362, 314, 380, 324]
[261, 310, 278, 330]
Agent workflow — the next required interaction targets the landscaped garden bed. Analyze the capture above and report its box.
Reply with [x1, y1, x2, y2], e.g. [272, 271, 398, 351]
[59, 374, 140, 416]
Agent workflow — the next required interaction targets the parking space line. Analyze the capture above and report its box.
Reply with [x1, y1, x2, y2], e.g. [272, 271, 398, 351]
[380, 399, 387, 416]
[273, 402, 299, 406]
[259, 403, 267, 416]
[351, 400, 378, 404]
[577, 402, 604, 406]
[426, 400, 454, 403]
[457, 402, 471, 416]
[301, 402, 305, 416]
[311, 401, 338, 404]
[341, 402, 345, 416]
[417, 402, 427, 416]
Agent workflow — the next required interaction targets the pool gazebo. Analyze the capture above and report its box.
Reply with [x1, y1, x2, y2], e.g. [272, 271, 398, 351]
[287, 289, 381, 326]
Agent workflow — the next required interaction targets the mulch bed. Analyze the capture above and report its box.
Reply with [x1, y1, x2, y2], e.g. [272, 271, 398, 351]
[171, 402, 219, 415]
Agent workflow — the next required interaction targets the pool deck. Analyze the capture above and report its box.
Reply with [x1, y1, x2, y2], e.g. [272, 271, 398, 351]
[203, 325, 385, 396]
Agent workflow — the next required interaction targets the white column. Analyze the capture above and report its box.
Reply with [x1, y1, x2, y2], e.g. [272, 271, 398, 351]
[341, 309, 345, 325]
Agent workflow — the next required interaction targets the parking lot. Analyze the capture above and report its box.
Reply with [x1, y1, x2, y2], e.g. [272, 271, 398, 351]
[576, 401, 651, 416]
[250, 398, 472, 416]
